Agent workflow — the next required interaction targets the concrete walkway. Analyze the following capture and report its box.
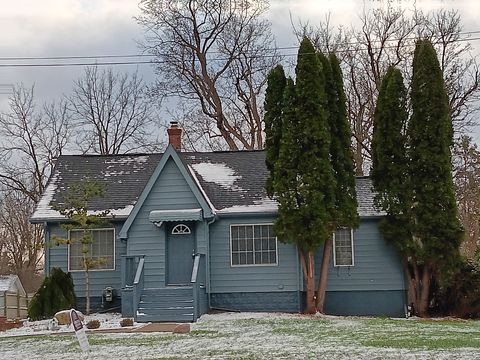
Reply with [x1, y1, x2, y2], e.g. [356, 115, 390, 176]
[97, 322, 190, 333]
[51, 322, 191, 335]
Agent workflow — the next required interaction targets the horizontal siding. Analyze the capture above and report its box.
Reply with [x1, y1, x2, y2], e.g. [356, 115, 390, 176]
[211, 292, 300, 312]
[210, 217, 405, 294]
[209, 216, 300, 293]
[47, 222, 126, 298]
[127, 158, 201, 289]
[317, 219, 406, 291]
[325, 290, 406, 317]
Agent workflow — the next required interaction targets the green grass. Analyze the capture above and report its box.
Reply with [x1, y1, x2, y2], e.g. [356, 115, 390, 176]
[2, 315, 480, 359]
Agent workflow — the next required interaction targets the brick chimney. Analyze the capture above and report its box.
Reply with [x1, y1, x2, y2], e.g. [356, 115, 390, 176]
[167, 121, 182, 151]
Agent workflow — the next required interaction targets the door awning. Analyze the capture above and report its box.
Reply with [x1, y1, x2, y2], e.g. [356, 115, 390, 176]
[149, 209, 203, 226]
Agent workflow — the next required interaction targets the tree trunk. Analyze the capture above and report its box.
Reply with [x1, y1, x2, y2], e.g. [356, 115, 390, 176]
[401, 258, 416, 315]
[84, 252, 90, 315]
[85, 268, 90, 315]
[316, 238, 332, 313]
[300, 250, 316, 314]
[416, 265, 431, 317]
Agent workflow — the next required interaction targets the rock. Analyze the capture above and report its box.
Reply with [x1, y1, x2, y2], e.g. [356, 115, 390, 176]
[173, 323, 190, 334]
[54, 309, 84, 325]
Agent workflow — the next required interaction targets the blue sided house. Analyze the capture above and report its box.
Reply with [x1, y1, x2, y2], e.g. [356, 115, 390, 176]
[31, 125, 407, 322]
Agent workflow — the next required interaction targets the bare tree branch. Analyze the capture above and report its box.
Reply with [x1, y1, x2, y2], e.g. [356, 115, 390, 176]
[138, 0, 280, 150]
[69, 66, 158, 154]
[0, 84, 71, 203]
[300, 7, 479, 174]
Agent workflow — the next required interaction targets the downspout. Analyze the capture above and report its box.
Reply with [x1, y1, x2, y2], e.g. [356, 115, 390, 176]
[43, 222, 50, 277]
[206, 215, 217, 311]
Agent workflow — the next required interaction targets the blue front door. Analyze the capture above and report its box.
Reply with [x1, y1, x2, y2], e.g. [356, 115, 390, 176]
[167, 222, 195, 285]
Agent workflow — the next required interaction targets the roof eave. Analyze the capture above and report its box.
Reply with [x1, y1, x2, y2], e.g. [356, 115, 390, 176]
[30, 214, 130, 224]
[216, 210, 278, 218]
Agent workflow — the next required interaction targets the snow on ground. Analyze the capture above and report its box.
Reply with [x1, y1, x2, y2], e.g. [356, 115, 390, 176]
[0, 312, 479, 359]
[0, 312, 129, 338]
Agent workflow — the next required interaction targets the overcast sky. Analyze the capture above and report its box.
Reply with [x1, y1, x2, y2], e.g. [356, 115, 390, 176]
[1, 0, 479, 139]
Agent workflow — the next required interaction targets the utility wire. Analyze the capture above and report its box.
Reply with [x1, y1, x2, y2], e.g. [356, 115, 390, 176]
[1, 29, 480, 62]
[0, 36, 479, 68]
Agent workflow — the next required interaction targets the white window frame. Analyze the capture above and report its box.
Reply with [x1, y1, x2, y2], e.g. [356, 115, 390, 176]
[229, 223, 278, 267]
[171, 224, 191, 235]
[67, 228, 116, 272]
[332, 228, 355, 267]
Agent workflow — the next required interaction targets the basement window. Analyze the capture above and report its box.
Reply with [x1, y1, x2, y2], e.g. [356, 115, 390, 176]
[333, 228, 354, 267]
[230, 224, 277, 266]
[68, 228, 115, 271]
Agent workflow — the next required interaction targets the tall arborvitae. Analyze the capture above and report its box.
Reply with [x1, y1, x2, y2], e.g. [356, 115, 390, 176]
[315, 52, 358, 312]
[408, 39, 463, 316]
[371, 66, 414, 308]
[273, 38, 335, 314]
[264, 65, 287, 197]
[371, 65, 411, 254]
[326, 53, 358, 229]
[371, 66, 409, 216]
[274, 78, 300, 242]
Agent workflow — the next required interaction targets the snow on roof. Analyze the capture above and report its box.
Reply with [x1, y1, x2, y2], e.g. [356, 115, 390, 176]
[0, 275, 25, 295]
[30, 166, 136, 221]
[190, 162, 243, 191]
[30, 172, 63, 221]
[187, 165, 217, 213]
[217, 197, 278, 214]
[88, 205, 135, 217]
[31, 152, 383, 223]
[102, 156, 150, 177]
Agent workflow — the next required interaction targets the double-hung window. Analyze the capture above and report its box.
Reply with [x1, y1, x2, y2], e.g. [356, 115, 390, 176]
[333, 228, 354, 267]
[68, 228, 115, 271]
[230, 224, 277, 266]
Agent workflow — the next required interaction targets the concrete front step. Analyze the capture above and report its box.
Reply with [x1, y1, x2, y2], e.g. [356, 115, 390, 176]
[143, 286, 192, 294]
[136, 311, 194, 323]
[139, 299, 194, 306]
[135, 286, 195, 323]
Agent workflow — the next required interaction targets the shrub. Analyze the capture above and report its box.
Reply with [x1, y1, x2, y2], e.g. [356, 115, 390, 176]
[120, 318, 134, 327]
[28, 268, 76, 321]
[86, 319, 100, 329]
[431, 259, 480, 318]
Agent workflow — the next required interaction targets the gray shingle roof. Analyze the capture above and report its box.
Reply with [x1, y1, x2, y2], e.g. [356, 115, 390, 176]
[31, 154, 162, 221]
[31, 150, 383, 221]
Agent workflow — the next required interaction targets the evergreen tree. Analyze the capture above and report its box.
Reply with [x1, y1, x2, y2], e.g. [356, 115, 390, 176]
[28, 268, 76, 320]
[274, 78, 300, 244]
[52, 178, 109, 315]
[315, 53, 359, 312]
[371, 66, 409, 217]
[264, 65, 286, 197]
[273, 38, 336, 314]
[407, 39, 463, 316]
[325, 53, 359, 229]
[371, 65, 415, 309]
[371, 66, 412, 256]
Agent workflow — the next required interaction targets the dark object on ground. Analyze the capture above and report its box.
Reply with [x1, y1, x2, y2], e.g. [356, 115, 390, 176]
[120, 318, 134, 327]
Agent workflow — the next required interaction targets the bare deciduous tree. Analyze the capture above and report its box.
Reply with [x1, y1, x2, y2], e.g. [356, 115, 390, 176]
[0, 85, 70, 288]
[0, 84, 71, 203]
[138, 0, 280, 150]
[69, 66, 159, 154]
[0, 189, 44, 280]
[300, 7, 480, 174]
[453, 136, 480, 260]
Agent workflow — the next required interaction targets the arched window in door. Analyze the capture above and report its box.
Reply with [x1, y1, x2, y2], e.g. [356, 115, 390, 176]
[171, 224, 191, 235]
